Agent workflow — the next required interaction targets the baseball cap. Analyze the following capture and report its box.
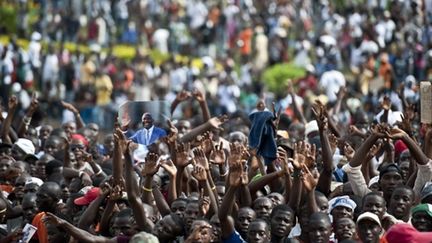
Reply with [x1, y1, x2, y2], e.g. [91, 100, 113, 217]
[379, 163, 401, 179]
[357, 212, 381, 227]
[420, 182, 432, 202]
[411, 203, 432, 218]
[74, 187, 101, 206]
[14, 138, 35, 155]
[381, 223, 432, 243]
[25, 177, 43, 187]
[129, 232, 159, 243]
[328, 196, 357, 214]
[368, 176, 380, 188]
[305, 120, 319, 136]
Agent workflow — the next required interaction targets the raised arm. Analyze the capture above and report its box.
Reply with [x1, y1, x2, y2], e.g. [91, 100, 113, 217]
[179, 116, 227, 143]
[0, 96, 17, 144]
[288, 84, 307, 124]
[170, 91, 191, 115]
[160, 159, 178, 205]
[301, 164, 319, 215]
[78, 189, 109, 231]
[312, 101, 333, 196]
[62, 101, 85, 129]
[193, 89, 211, 122]
[139, 153, 159, 205]
[17, 93, 39, 137]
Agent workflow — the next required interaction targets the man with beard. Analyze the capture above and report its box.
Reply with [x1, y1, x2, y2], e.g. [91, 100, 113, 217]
[411, 203, 432, 232]
[388, 186, 415, 222]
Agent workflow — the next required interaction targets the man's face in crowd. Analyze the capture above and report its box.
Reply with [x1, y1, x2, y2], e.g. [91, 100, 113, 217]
[171, 199, 187, 219]
[189, 220, 214, 243]
[153, 214, 182, 241]
[253, 197, 273, 220]
[11, 145, 26, 161]
[357, 220, 382, 243]
[36, 186, 56, 212]
[22, 194, 38, 223]
[331, 206, 353, 221]
[70, 139, 86, 163]
[184, 202, 200, 231]
[13, 176, 26, 199]
[44, 137, 61, 156]
[267, 192, 285, 206]
[0, 157, 12, 177]
[39, 125, 53, 141]
[316, 194, 329, 213]
[112, 215, 137, 237]
[270, 210, 293, 238]
[142, 113, 154, 129]
[362, 194, 386, 220]
[412, 211, 432, 232]
[334, 218, 356, 242]
[379, 171, 403, 196]
[0, 146, 12, 157]
[62, 122, 76, 137]
[247, 221, 270, 243]
[235, 207, 256, 238]
[176, 120, 191, 136]
[216, 185, 225, 205]
[308, 215, 332, 243]
[389, 188, 415, 220]
[103, 135, 115, 156]
[399, 161, 410, 182]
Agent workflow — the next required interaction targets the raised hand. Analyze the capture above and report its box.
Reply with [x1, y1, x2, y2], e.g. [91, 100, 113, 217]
[370, 123, 388, 138]
[397, 113, 413, 135]
[8, 96, 18, 111]
[200, 132, 213, 154]
[301, 164, 318, 192]
[192, 164, 207, 182]
[142, 153, 160, 177]
[291, 141, 306, 170]
[311, 100, 328, 131]
[343, 142, 355, 161]
[198, 189, 210, 216]
[328, 133, 338, 154]
[114, 128, 129, 155]
[367, 143, 383, 158]
[279, 149, 291, 176]
[349, 125, 363, 136]
[385, 127, 407, 140]
[303, 143, 316, 168]
[192, 89, 206, 102]
[210, 142, 226, 165]
[336, 86, 347, 99]
[208, 115, 228, 129]
[109, 184, 123, 201]
[381, 96, 391, 111]
[28, 93, 39, 113]
[228, 143, 243, 164]
[43, 212, 66, 226]
[160, 159, 177, 178]
[174, 143, 191, 168]
[61, 100, 79, 114]
[228, 160, 246, 187]
[193, 147, 210, 170]
[166, 120, 178, 143]
[176, 90, 192, 102]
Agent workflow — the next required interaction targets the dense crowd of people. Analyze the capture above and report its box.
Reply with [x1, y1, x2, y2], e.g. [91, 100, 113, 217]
[1, 0, 432, 242]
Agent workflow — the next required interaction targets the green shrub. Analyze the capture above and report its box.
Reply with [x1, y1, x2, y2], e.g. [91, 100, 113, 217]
[0, 5, 17, 34]
[262, 63, 305, 95]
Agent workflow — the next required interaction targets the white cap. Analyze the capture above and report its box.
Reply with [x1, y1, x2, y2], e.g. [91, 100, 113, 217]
[357, 212, 381, 227]
[329, 195, 357, 213]
[305, 120, 319, 136]
[14, 138, 35, 155]
[368, 176, 380, 188]
[25, 177, 43, 187]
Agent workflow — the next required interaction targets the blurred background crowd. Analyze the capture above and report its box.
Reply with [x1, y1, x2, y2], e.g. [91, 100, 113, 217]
[0, 0, 429, 130]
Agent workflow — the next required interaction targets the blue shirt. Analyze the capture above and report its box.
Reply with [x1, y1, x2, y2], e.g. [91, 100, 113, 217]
[222, 230, 246, 243]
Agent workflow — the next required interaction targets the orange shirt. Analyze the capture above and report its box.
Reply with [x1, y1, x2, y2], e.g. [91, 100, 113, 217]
[32, 212, 48, 243]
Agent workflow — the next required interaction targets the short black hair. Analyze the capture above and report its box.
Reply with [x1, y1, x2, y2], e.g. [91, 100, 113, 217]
[270, 204, 294, 220]
[362, 192, 385, 205]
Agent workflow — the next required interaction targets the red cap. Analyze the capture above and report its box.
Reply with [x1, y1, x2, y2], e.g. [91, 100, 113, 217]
[394, 140, 408, 157]
[71, 133, 89, 147]
[381, 223, 432, 243]
[74, 187, 100, 206]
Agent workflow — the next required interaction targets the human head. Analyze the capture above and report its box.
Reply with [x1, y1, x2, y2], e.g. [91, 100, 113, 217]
[382, 223, 432, 243]
[388, 186, 415, 221]
[270, 204, 294, 239]
[171, 198, 187, 219]
[12, 138, 35, 160]
[36, 182, 61, 212]
[112, 208, 138, 237]
[176, 120, 191, 136]
[103, 134, 115, 156]
[188, 219, 215, 242]
[267, 192, 285, 207]
[247, 219, 270, 243]
[411, 203, 432, 232]
[315, 190, 329, 213]
[362, 192, 387, 220]
[0, 156, 14, 178]
[142, 113, 154, 129]
[235, 207, 256, 238]
[22, 193, 38, 223]
[328, 196, 356, 221]
[308, 212, 332, 243]
[62, 121, 77, 137]
[229, 132, 247, 145]
[253, 197, 273, 220]
[334, 217, 356, 242]
[35, 154, 54, 180]
[43, 136, 62, 156]
[152, 213, 183, 241]
[13, 176, 27, 200]
[39, 125, 53, 142]
[420, 183, 432, 204]
[356, 212, 382, 243]
[184, 200, 200, 231]
[378, 164, 403, 198]
[24, 177, 43, 194]
[0, 143, 12, 157]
